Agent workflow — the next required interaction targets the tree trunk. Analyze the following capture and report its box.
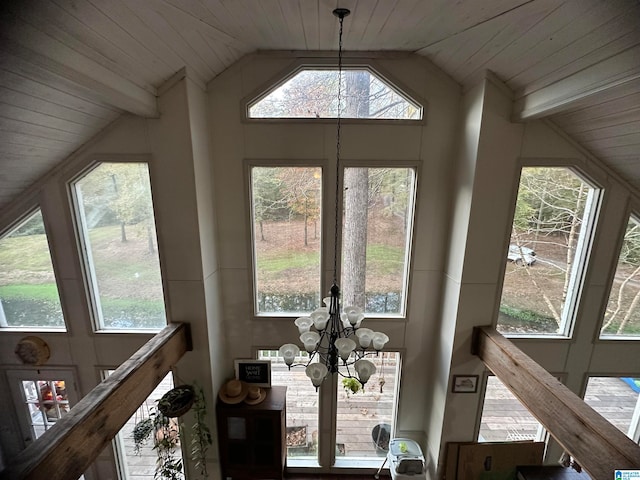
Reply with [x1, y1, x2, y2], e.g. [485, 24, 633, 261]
[342, 168, 368, 309]
[121, 222, 127, 242]
[341, 72, 370, 309]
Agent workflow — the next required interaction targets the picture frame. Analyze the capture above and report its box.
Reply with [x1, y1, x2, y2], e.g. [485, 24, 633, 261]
[234, 359, 271, 387]
[452, 375, 479, 393]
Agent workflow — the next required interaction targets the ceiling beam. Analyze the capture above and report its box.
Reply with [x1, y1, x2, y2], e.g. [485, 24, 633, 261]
[513, 45, 640, 121]
[472, 326, 640, 479]
[0, 34, 158, 118]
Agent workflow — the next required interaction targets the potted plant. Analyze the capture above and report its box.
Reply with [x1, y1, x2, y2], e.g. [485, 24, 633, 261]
[158, 384, 195, 418]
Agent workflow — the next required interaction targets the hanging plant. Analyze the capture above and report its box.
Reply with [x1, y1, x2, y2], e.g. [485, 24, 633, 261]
[158, 384, 195, 418]
[133, 417, 154, 454]
[132, 382, 212, 479]
[342, 377, 362, 396]
[190, 384, 212, 479]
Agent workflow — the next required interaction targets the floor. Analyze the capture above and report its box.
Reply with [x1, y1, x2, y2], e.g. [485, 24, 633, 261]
[286, 475, 389, 479]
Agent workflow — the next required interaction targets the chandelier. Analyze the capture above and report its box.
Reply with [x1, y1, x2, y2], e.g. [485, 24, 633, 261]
[278, 7, 389, 391]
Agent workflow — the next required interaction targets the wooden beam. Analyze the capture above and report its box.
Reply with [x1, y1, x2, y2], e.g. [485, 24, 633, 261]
[513, 46, 640, 121]
[0, 33, 158, 118]
[472, 326, 640, 479]
[0, 322, 191, 480]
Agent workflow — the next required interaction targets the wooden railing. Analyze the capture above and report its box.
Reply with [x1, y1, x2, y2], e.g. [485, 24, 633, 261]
[472, 326, 640, 479]
[1, 322, 191, 480]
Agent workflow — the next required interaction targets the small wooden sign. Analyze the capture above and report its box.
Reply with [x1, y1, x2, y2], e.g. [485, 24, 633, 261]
[234, 360, 271, 387]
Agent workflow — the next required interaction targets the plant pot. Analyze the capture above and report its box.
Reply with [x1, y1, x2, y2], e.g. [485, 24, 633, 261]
[158, 384, 195, 418]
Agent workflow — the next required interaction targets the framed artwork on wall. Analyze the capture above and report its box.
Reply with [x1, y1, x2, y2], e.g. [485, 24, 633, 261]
[452, 375, 479, 393]
[234, 360, 271, 387]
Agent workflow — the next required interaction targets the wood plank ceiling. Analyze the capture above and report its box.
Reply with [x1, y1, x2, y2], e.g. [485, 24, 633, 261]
[0, 0, 639, 211]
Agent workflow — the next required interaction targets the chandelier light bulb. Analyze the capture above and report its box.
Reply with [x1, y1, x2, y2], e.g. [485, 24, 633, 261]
[278, 343, 300, 367]
[294, 316, 313, 334]
[306, 363, 328, 390]
[355, 328, 374, 348]
[372, 332, 389, 351]
[354, 359, 376, 385]
[300, 331, 320, 353]
[343, 306, 364, 326]
[310, 308, 330, 330]
[334, 337, 356, 362]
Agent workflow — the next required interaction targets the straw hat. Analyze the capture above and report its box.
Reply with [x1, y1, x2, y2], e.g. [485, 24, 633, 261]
[218, 379, 249, 404]
[244, 385, 266, 405]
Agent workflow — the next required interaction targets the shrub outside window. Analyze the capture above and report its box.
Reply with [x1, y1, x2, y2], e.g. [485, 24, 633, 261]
[73, 162, 167, 330]
[0, 209, 65, 330]
[497, 167, 601, 336]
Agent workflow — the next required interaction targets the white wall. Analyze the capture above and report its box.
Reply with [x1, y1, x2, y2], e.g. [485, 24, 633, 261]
[433, 73, 640, 476]
[1, 50, 639, 480]
[0, 74, 224, 479]
[207, 52, 461, 462]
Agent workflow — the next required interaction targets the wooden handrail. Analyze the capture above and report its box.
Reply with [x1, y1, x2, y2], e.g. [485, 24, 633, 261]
[472, 326, 640, 479]
[1, 322, 192, 480]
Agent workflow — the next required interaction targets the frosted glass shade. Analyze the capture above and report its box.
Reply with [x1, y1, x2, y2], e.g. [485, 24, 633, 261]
[300, 331, 320, 353]
[310, 308, 330, 330]
[355, 328, 374, 348]
[334, 337, 356, 361]
[354, 359, 376, 384]
[343, 306, 364, 326]
[306, 363, 328, 388]
[372, 332, 389, 350]
[278, 343, 300, 366]
[294, 316, 313, 334]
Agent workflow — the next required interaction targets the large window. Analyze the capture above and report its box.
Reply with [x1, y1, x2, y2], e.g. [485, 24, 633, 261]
[0, 209, 65, 330]
[583, 377, 640, 443]
[601, 215, 640, 338]
[341, 167, 416, 316]
[72, 163, 166, 330]
[498, 167, 601, 336]
[250, 166, 323, 315]
[249, 68, 421, 120]
[260, 350, 401, 464]
[478, 376, 544, 443]
[110, 372, 183, 480]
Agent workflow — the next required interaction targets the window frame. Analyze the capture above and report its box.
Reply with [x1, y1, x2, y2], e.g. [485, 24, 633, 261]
[242, 59, 426, 125]
[0, 204, 68, 332]
[599, 208, 640, 340]
[339, 160, 419, 319]
[246, 159, 327, 319]
[497, 163, 604, 339]
[68, 158, 168, 333]
[247, 159, 419, 321]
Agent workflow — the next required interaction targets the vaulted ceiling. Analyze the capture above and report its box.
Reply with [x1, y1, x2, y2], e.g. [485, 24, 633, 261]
[1, 0, 639, 210]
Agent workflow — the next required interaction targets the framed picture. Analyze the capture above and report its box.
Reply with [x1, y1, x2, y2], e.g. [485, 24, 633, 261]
[234, 360, 271, 387]
[452, 375, 479, 393]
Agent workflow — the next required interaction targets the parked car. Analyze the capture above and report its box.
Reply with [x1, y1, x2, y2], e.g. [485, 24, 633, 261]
[508, 244, 536, 265]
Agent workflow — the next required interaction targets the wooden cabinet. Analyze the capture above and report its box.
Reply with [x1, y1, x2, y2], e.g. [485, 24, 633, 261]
[217, 386, 286, 480]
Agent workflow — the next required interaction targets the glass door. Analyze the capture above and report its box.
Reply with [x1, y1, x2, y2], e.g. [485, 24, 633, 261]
[7, 369, 79, 447]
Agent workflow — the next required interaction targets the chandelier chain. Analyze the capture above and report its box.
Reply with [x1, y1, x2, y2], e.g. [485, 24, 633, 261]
[333, 11, 345, 285]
